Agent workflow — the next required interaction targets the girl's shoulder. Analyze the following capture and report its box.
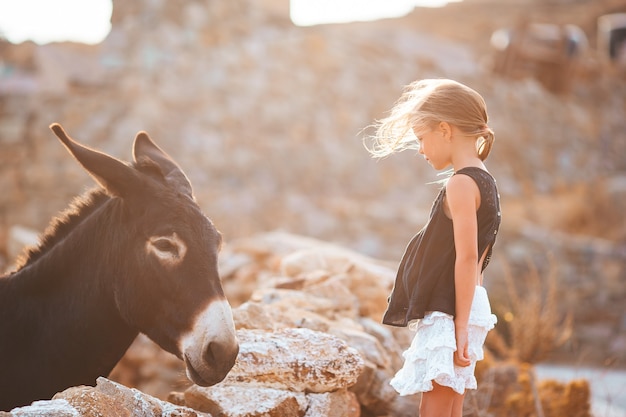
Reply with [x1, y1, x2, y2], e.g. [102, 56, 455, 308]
[445, 171, 481, 208]
[453, 167, 497, 191]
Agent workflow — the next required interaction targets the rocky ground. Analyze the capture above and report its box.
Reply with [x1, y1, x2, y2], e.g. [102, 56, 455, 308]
[1, 0, 625, 415]
[0, 232, 599, 416]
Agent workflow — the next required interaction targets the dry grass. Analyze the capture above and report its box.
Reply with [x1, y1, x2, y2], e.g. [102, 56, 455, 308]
[464, 360, 593, 417]
[486, 256, 573, 364]
[458, 255, 595, 417]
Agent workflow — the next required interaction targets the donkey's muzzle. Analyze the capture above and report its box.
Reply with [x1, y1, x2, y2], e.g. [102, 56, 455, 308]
[180, 299, 239, 386]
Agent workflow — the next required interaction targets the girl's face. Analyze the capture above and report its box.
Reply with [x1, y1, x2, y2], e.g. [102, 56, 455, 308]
[413, 125, 451, 170]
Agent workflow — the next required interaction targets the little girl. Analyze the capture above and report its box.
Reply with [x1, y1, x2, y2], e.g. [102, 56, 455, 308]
[367, 79, 500, 417]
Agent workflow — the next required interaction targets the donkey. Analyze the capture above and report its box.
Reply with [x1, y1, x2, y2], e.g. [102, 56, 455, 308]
[0, 124, 239, 411]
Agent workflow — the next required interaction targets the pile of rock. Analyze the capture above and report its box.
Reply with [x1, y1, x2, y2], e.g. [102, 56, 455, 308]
[179, 231, 418, 416]
[4, 231, 419, 416]
[180, 328, 364, 416]
[4, 231, 594, 417]
[0, 377, 204, 417]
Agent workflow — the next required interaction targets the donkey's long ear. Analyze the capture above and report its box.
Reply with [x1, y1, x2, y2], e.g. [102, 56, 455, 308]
[50, 123, 141, 197]
[132, 131, 193, 197]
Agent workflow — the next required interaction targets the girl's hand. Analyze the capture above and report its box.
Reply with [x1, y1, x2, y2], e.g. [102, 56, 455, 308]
[454, 327, 471, 367]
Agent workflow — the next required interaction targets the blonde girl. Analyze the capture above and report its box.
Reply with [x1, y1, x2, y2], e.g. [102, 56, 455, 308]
[367, 79, 500, 417]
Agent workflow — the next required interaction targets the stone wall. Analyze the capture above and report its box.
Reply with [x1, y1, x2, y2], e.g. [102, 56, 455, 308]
[1, 0, 624, 253]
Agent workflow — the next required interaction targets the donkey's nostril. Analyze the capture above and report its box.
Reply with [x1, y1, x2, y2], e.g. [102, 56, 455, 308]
[203, 340, 237, 367]
[202, 341, 217, 365]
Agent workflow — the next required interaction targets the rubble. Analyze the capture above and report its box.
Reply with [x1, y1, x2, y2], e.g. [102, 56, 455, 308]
[2, 377, 205, 417]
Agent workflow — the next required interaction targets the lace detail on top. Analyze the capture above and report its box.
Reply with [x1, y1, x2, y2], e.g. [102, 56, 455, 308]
[454, 167, 501, 271]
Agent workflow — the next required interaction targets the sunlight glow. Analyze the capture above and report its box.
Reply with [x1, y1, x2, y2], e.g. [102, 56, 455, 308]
[290, 0, 461, 26]
[0, 0, 112, 44]
[0, 0, 460, 45]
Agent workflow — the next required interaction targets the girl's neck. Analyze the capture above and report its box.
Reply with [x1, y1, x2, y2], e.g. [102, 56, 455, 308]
[450, 156, 485, 173]
[448, 129, 486, 172]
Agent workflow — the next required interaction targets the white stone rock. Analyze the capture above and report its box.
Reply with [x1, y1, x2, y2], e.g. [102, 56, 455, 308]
[9, 399, 80, 417]
[222, 328, 364, 393]
[304, 390, 360, 417]
[185, 385, 307, 417]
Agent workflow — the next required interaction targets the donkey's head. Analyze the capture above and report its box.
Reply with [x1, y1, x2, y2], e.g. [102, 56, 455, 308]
[50, 123, 238, 386]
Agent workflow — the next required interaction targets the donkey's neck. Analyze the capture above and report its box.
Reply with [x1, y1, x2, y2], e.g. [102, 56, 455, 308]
[19, 193, 139, 347]
[0, 193, 139, 405]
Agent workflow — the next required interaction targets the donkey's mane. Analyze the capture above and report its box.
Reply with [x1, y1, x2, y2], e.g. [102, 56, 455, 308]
[14, 188, 111, 270]
[12, 157, 167, 272]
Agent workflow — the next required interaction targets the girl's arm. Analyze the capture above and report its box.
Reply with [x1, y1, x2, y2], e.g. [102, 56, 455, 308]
[445, 174, 481, 367]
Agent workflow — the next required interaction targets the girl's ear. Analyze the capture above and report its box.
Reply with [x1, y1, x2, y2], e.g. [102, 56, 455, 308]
[439, 121, 452, 141]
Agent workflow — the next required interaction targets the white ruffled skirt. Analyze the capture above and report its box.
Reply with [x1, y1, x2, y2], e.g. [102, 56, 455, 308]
[390, 286, 497, 396]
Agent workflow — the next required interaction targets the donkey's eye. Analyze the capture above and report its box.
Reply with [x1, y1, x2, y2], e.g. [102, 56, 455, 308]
[154, 238, 178, 254]
[146, 233, 187, 267]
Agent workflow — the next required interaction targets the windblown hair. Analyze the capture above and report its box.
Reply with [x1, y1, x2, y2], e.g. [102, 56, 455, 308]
[367, 79, 494, 160]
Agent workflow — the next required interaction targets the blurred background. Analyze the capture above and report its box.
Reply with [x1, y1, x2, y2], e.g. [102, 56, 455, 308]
[0, 0, 624, 388]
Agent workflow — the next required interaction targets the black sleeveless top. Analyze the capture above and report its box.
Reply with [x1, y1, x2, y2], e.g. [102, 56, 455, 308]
[382, 167, 501, 327]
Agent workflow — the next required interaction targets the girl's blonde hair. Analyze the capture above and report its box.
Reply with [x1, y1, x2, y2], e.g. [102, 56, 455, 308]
[367, 79, 494, 160]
